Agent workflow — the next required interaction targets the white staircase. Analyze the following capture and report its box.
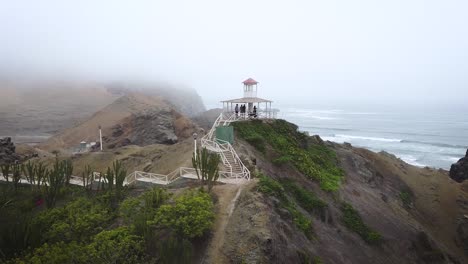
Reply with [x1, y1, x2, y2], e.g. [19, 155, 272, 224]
[200, 112, 250, 182]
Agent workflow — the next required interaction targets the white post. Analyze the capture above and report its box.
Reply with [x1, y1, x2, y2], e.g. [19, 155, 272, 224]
[193, 133, 198, 160]
[99, 125, 103, 151]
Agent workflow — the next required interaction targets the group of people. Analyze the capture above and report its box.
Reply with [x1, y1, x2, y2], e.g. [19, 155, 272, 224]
[234, 104, 257, 118]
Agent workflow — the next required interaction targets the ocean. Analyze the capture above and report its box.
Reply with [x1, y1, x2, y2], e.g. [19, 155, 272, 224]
[278, 107, 468, 170]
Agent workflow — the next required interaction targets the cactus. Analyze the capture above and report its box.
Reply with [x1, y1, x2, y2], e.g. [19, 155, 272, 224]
[12, 162, 22, 192]
[82, 165, 93, 190]
[42, 157, 67, 208]
[192, 147, 220, 192]
[35, 162, 48, 189]
[63, 159, 73, 186]
[113, 160, 127, 198]
[1, 163, 11, 182]
[105, 166, 114, 191]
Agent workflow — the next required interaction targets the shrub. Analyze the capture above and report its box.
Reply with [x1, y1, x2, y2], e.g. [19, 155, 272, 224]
[273, 155, 292, 166]
[245, 135, 266, 153]
[258, 175, 313, 238]
[285, 204, 313, 239]
[257, 174, 286, 201]
[120, 188, 171, 237]
[399, 190, 412, 208]
[341, 202, 382, 244]
[87, 227, 145, 263]
[34, 197, 113, 243]
[153, 190, 215, 239]
[18, 241, 88, 264]
[233, 120, 344, 192]
[281, 180, 327, 220]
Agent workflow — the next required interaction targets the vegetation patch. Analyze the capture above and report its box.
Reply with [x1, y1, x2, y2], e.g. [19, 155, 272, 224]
[281, 180, 328, 221]
[233, 120, 344, 191]
[399, 190, 413, 208]
[340, 202, 382, 244]
[0, 158, 217, 263]
[152, 190, 215, 239]
[258, 174, 313, 238]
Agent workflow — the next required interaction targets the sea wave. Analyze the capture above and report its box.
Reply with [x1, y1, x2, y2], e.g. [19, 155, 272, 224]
[399, 154, 426, 167]
[401, 140, 467, 149]
[333, 134, 402, 142]
[302, 126, 353, 132]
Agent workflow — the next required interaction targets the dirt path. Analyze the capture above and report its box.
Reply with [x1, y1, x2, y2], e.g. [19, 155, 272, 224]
[203, 183, 244, 264]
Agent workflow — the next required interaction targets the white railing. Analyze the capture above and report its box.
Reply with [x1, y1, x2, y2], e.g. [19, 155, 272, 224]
[200, 113, 251, 181]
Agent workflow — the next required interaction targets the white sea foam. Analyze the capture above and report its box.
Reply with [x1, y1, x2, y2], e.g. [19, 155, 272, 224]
[333, 134, 402, 142]
[398, 155, 427, 167]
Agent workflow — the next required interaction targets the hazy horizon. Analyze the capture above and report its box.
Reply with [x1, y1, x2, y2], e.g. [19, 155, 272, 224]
[1, 0, 468, 109]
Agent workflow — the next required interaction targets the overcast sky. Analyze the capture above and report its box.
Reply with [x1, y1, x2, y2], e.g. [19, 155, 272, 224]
[1, 0, 467, 109]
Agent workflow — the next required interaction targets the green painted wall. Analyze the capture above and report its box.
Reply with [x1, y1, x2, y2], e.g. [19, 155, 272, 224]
[215, 126, 234, 144]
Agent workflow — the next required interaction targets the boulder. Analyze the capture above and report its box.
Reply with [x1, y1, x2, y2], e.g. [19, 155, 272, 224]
[449, 149, 468, 183]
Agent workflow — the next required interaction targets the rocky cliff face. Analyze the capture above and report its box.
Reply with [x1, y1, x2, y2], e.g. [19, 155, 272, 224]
[450, 150, 468, 183]
[41, 93, 198, 151]
[0, 137, 20, 165]
[217, 120, 467, 264]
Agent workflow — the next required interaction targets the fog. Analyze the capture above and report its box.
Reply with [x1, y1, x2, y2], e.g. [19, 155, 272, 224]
[1, 0, 467, 110]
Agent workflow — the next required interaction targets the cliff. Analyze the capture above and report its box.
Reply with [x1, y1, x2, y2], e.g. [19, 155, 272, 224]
[206, 119, 468, 264]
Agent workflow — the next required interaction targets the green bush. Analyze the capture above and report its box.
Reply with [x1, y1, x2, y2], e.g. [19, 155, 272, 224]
[153, 190, 215, 239]
[399, 190, 412, 208]
[341, 202, 382, 244]
[17, 241, 88, 264]
[233, 120, 344, 191]
[120, 188, 171, 237]
[17, 228, 145, 264]
[245, 135, 266, 153]
[87, 227, 145, 263]
[258, 174, 286, 201]
[281, 180, 327, 220]
[34, 197, 113, 243]
[258, 175, 313, 238]
[273, 155, 293, 166]
[285, 204, 313, 238]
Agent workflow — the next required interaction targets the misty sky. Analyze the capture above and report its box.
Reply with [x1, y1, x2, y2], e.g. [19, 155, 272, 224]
[1, 0, 467, 109]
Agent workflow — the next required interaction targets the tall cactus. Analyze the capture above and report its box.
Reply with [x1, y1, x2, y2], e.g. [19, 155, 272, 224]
[63, 159, 73, 186]
[12, 162, 21, 192]
[105, 166, 114, 191]
[192, 147, 220, 192]
[113, 160, 127, 198]
[42, 157, 66, 208]
[82, 165, 93, 191]
[1, 164, 11, 182]
[22, 161, 36, 187]
[35, 162, 48, 190]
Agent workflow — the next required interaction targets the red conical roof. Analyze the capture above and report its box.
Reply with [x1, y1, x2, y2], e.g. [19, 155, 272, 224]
[242, 78, 258, 85]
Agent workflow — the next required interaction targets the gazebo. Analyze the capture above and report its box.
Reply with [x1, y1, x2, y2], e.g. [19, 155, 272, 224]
[221, 78, 276, 119]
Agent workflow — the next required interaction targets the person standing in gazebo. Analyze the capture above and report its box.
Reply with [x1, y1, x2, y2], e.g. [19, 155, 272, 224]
[235, 104, 239, 117]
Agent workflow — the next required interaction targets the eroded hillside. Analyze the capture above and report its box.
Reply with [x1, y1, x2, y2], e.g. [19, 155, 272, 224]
[210, 119, 467, 264]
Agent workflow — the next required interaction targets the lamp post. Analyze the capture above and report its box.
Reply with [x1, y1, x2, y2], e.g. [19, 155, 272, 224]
[99, 125, 103, 151]
[193, 133, 198, 160]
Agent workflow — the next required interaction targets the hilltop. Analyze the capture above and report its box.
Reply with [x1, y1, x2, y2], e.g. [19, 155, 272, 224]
[40, 93, 197, 152]
[0, 80, 205, 143]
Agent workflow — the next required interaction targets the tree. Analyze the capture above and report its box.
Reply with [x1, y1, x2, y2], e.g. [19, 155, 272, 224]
[1, 163, 11, 182]
[192, 147, 220, 192]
